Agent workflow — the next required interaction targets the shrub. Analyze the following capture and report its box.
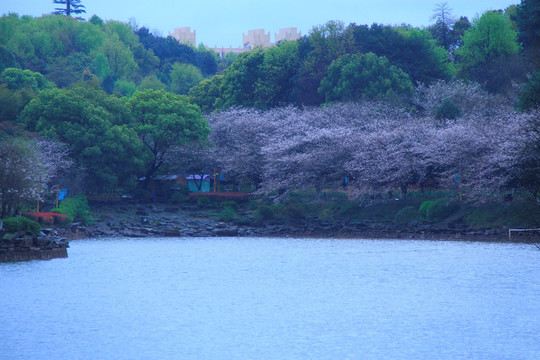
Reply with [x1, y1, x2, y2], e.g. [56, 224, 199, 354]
[425, 198, 459, 222]
[218, 207, 237, 222]
[21, 212, 69, 226]
[2, 217, 41, 236]
[419, 200, 435, 220]
[51, 213, 69, 226]
[197, 196, 212, 207]
[221, 201, 239, 210]
[52, 194, 90, 223]
[394, 206, 419, 224]
[257, 205, 275, 220]
[280, 202, 306, 223]
[435, 99, 462, 120]
[169, 190, 188, 204]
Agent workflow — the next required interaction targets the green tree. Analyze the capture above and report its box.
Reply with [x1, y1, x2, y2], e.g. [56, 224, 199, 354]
[0, 138, 40, 218]
[516, 0, 540, 65]
[0, 85, 35, 122]
[169, 62, 203, 95]
[102, 35, 139, 80]
[519, 71, 540, 110]
[429, 2, 456, 51]
[126, 89, 210, 184]
[53, 0, 86, 18]
[1, 67, 54, 91]
[18, 87, 145, 190]
[188, 74, 223, 113]
[139, 75, 167, 91]
[294, 21, 348, 105]
[45, 52, 92, 87]
[449, 16, 472, 50]
[456, 11, 521, 92]
[220, 49, 265, 108]
[347, 23, 453, 85]
[255, 41, 300, 108]
[318, 53, 413, 102]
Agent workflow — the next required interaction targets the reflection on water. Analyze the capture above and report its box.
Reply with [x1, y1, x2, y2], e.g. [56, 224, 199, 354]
[1, 237, 539, 360]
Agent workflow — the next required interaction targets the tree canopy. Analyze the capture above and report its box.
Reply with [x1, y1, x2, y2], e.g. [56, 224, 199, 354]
[126, 89, 210, 184]
[18, 87, 144, 190]
[319, 53, 413, 102]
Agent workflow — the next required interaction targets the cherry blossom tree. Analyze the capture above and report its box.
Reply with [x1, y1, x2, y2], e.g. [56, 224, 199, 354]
[0, 137, 74, 218]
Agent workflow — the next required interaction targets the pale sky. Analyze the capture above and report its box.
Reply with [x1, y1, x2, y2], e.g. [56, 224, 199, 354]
[1, 0, 519, 47]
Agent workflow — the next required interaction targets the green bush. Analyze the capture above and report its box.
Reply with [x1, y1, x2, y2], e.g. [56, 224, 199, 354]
[218, 207, 238, 222]
[464, 202, 540, 228]
[280, 202, 306, 223]
[257, 205, 275, 220]
[435, 99, 462, 120]
[197, 196, 212, 207]
[394, 206, 419, 224]
[52, 194, 90, 223]
[169, 190, 188, 204]
[221, 201, 239, 210]
[2, 217, 41, 236]
[419, 200, 435, 220]
[425, 198, 459, 222]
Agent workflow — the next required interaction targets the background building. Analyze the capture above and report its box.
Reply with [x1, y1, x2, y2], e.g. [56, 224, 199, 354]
[242, 29, 271, 49]
[170, 27, 196, 46]
[275, 27, 301, 43]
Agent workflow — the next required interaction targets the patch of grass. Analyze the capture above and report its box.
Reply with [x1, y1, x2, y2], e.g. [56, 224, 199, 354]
[218, 207, 238, 222]
[464, 202, 540, 228]
[394, 206, 419, 224]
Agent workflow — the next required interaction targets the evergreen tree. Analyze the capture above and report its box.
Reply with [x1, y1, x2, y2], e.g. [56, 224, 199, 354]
[53, 0, 86, 18]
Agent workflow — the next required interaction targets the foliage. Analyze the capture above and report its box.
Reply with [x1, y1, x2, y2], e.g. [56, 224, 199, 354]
[2, 216, 41, 236]
[419, 200, 435, 220]
[18, 87, 144, 190]
[53, 0, 86, 18]
[394, 206, 419, 224]
[346, 23, 454, 85]
[51, 194, 90, 223]
[221, 201, 239, 210]
[516, 0, 540, 64]
[456, 11, 522, 92]
[188, 75, 223, 112]
[518, 71, 540, 111]
[21, 211, 69, 226]
[464, 202, 540, 228]
[254, 41, 300, 108]
[428, 2, 456, 51]
[256, 205, 275, 220]
[1, 68, 54, 91]
[220, 49, 265, 108]
[169, 62, 203, 95]
[425, 198, 460, 222]
[0, 137, 73, 218]
[126, 89, 210, 184]
[435, 99, 462, 120]
[196, 196, 211, 207]
[218, 207, 238, 222]
[319, 53, 413, 102]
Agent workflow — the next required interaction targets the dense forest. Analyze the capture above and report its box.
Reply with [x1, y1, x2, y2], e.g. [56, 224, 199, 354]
[1, 1, 539, 220]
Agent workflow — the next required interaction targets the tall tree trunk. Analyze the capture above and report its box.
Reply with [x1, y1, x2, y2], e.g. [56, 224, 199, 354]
[400, 184, 408, 200]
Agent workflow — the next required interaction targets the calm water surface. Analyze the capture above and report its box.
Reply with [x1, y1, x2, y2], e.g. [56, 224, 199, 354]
[1, 237, 539, 360]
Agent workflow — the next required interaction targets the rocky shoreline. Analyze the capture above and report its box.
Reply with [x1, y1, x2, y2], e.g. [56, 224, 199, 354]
[73, 203, 539, 243]
[0, 228, 69, 262]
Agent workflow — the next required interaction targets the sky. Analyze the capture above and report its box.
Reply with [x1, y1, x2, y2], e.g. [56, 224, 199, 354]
[2, 0, 520, 47]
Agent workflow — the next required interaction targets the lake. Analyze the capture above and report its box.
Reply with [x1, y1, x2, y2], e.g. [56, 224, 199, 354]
[1, 237, 539, 360]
